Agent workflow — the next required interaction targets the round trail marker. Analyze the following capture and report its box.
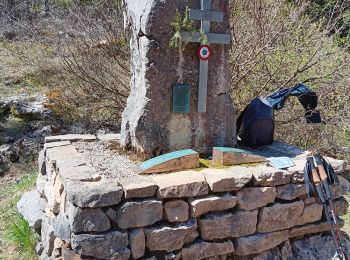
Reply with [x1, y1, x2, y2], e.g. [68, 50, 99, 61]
[198, 45, 211, 60]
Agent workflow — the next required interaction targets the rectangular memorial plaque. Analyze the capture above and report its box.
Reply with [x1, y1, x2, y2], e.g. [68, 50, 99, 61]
[173, 84, 190, 113]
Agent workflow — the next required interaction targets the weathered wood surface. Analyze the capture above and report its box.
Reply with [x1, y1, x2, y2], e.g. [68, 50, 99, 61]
[213, 147, 266, 166]
[137, 149, 200, 174]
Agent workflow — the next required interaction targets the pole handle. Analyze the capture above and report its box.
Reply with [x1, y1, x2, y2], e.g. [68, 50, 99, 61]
[312, 168, 321, 184]
[317, 164, 328, 181]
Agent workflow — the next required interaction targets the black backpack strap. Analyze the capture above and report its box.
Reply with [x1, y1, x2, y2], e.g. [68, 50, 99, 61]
[236, 104, 249, 135]
[304, 157, 315, 197]
[321, 156, 339, 185]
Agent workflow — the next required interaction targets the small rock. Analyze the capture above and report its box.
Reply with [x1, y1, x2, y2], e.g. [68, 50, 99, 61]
[41, 215, 56, 256]
[38, 150, 46, 175]
[325, 157, 347, 174]
[164, 200, 189, 222]
[291, 234, 350, 260]
[105, 208, 117, 222]
[252, 165, 291, 186]
[64, 179, 123, 208]
[236, 187, 276, 210]
[116, 199, 163, 229]
[295, 203, 323, 226]
[199, 210, 258, 240]
[276, 183, 307, 200]
[257, 201, 304, 233]
[59, 165, 100, 182]
[36, 242, 44, 255]
[17, 190, 47, 230]
[331, 176, 350, 199]
[235, 230, 289, 256]
[61, 246, 83, 260]
[36, 174, 48, 199]
[165, 252, 182, 260]
[40, 125, 53, 136]
[288, 159, 306, 183]
[189, 193, 237, 217]
[119, 175, 157, 199]
[289, 221, 334, 238]
[182, 240, 235, 260]
[153, 171, 208, 198]
[129, 229, 145, 259]
[71, 231, 129, 259]
[144, 219, 198, 252]
[53, 212, 71, 242]
[67, 202, 111, 233]
[334, 196, 349, 216]
[202, 167, 252, 192]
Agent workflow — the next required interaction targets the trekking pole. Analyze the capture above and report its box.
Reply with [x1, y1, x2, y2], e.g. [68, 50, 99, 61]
[312, 154, 347, 260]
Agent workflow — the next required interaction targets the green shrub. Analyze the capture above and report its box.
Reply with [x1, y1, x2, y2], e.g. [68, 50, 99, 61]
[2, 213, 37, 259]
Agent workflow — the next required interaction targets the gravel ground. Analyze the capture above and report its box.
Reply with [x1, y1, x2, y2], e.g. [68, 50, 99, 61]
[74, 141, 139, 180]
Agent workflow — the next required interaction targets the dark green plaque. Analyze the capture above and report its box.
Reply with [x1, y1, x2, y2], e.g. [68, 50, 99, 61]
[173, 84, 190, 113]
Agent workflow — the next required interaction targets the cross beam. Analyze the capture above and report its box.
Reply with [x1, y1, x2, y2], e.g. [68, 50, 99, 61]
[181, 0, 231, 113]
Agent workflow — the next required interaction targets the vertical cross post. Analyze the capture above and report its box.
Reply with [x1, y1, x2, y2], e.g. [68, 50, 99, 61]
[198, 0, 211, 113]
[181, 1, 231, 113]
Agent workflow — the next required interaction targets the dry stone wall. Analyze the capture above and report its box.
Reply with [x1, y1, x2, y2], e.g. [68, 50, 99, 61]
[22, 135, 350, 260]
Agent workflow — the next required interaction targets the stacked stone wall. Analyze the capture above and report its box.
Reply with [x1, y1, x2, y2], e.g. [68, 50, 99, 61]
[31, 137, 350, 259]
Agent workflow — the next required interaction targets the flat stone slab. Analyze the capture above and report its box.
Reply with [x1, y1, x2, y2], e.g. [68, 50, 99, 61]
[59, 166, 100, 182]
[137, 149, 199, 174]
[164, 200, 189, 222]
[202, 167, 252, 192]
[289, 221, 335, 238]
[55, 157, 87, 169]
[251, 165, 291, 186]
[199, 210, 258, 240]
[236, 187, 276, 210]
[44, 141, 71, 150]
[189, 193, 237, 217]
[235, 230, 289, 256]
[153, 171, 208, 198]
[71, 231, 129, 259]
[276, 183, 307, 200]
[45, 145, 79, 161]
[116, 199, 163, 229]
[64, 179, 123, 208]
[247, 141, 306, 158]
[295, 203, 323, 226]
[257, 201, 304, 233]
[212, 147, 266, 166]
[144, 219, 198, 252]
[129, 229, 145, 259]
[67, 203, 110, 233]
[119, 176, 157, 199]
[45, 134, 96, 143]
[182, 240, 235, 260]
[97, 133, 121, 143]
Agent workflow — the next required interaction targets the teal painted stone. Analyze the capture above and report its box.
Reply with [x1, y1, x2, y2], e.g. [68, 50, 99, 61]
[213, 147, 253, 154]
[213, 147, 266, 166]
[138, 149, 199, 174]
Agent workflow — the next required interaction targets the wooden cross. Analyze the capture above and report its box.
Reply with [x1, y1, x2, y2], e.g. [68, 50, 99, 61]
[181, 0, 231, 113]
